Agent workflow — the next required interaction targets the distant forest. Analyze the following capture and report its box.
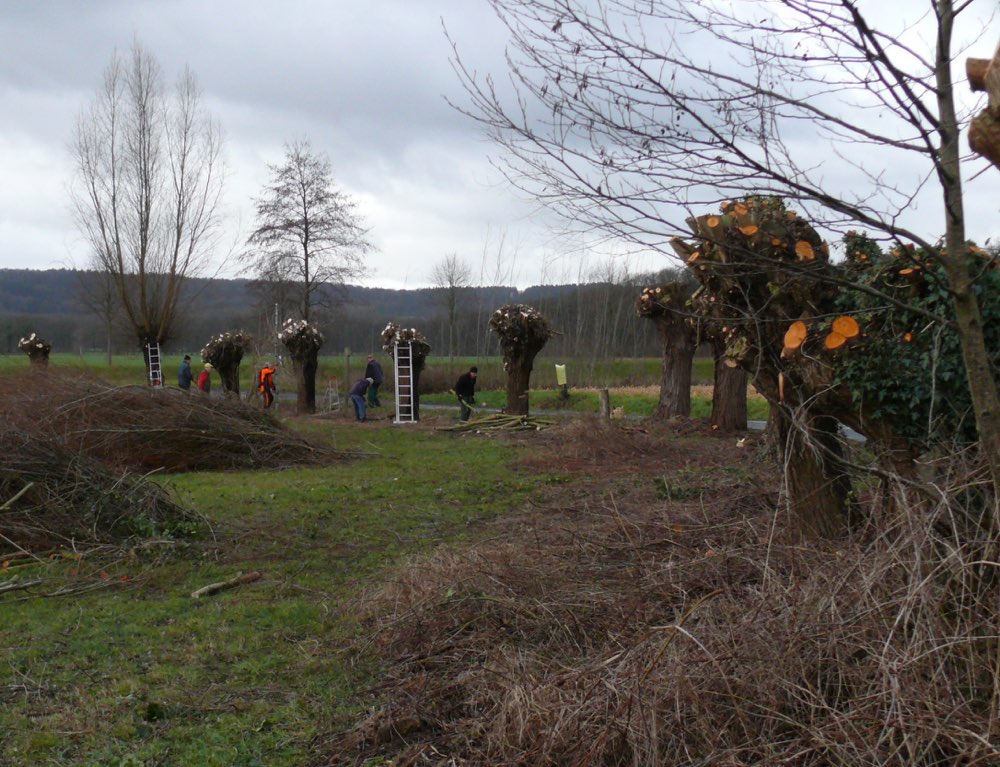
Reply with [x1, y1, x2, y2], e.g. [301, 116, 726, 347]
[0, 268, 676, 360]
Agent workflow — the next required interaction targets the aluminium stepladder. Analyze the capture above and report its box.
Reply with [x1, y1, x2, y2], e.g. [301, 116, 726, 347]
[393, 341, 416, 424]
[146, 342, 163, 386]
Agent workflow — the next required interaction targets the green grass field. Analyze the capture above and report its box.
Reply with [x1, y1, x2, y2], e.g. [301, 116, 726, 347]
[0, 352, 714, 391]
[0, 354, 760, 418]
[0, 424, 565, 766]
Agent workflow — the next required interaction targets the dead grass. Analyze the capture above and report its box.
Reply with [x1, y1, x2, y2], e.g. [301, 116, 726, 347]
[316, 422, 1000, 766]
[0, 369, 338, 472]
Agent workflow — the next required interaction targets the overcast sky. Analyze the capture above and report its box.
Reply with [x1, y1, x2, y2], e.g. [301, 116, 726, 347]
[0, 1, 997, 290]
[0, 0, 581, 289]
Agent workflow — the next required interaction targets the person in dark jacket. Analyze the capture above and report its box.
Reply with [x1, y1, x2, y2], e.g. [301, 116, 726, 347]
[349, 377, 374, 422]
[364, 354, 384, 407]
[454, 366, 478, 421]
[178, 354, 193, 391]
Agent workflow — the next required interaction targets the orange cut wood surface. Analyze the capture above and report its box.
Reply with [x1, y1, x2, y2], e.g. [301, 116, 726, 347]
[831, 315, 860, 340]
[783, 320, 808, 350]
[824, 332, 847, 350]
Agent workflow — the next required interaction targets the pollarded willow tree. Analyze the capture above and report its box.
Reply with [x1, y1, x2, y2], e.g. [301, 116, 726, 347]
[71, 42, 225, 361]
[636, 284, 696, 419]
[19, 333, 52, 366]
[381, 323, 432, 420]
[279, 319, 324, 414]
[490, 304, 553, 416]
[675, 195, 1000, 536]
[244, 141, 372, 323]
[201, 331, 251, 397]
[453, 0, 1000, 511]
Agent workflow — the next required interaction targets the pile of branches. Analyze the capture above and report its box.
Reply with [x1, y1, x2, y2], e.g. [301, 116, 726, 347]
[0, 370, 337, 473]
[0, 426, 199, 555]
[440, 413, 555, 432]
[319, 436, 1000, 766]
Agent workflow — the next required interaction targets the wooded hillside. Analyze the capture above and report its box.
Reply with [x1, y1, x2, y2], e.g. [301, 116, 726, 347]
[0, 269, 667, 359]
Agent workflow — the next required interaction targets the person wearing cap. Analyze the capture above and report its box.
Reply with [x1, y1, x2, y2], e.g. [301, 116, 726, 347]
[177, 354, 193, 392]
[349, 377, 374, 422]
[197, 363, 213, 396]
[364, 354, 384, 407]
[258, 362, 277, 409]
[454, 366, 478, 421]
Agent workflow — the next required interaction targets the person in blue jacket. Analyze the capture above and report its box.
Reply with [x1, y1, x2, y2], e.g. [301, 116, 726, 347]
[364, 354, 384, 407]
[177, 354, 193, 391]
[349, 377, 374, 422]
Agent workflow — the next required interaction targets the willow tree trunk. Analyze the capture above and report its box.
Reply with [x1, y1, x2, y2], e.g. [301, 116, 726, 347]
[293, 353, 318, 414]
[711, 340, 748, 432]
[506, 360, 533, 416]
[652, 315, 695, 418]
[412, 358, 425, 420]
[774, 408, 855, 539]
[218, 365, 240, 397]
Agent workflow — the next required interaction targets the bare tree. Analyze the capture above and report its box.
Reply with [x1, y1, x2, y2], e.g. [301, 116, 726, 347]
[71, 42, 225, 361]
[454, 0, 1000, 497]
[244, 140, 372, 322]
[75, 262, 119, 366]
[430, 254, 473, 362]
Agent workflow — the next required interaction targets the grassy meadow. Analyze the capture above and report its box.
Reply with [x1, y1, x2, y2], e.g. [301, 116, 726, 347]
[0, 352, 767, 420]
[0, 421, 566, 766]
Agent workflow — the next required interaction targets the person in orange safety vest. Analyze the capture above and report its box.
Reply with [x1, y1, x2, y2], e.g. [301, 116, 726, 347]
[258, 364, 276, 409]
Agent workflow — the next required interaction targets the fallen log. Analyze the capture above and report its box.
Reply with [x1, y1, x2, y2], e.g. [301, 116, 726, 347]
[190, 571, 262, 599]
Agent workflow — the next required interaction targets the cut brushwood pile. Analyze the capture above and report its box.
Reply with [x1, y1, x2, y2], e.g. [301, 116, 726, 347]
[0, 425, 200, 555]
[0, 370, 340, 473]
[440, 413, 555, 432]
